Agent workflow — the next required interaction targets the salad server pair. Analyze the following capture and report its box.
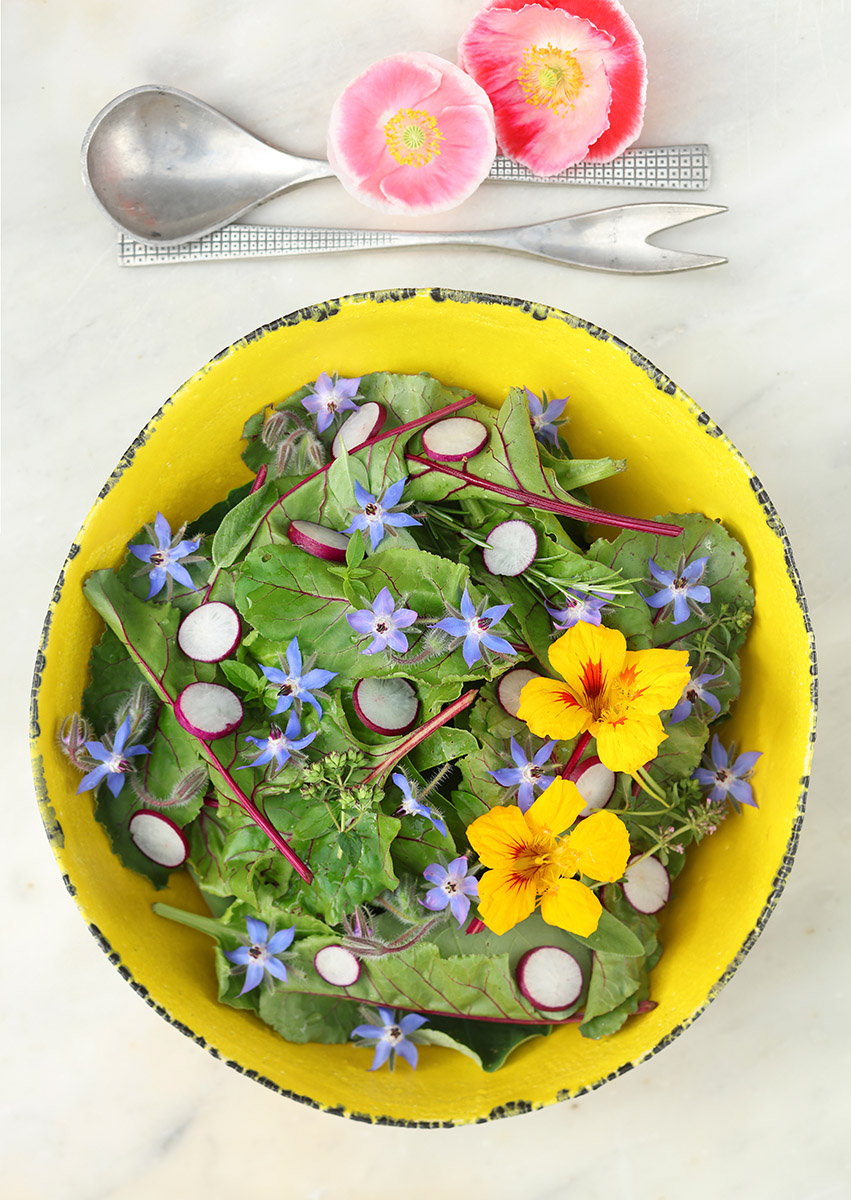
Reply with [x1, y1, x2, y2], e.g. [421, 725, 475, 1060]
[83, 85, 725, 274]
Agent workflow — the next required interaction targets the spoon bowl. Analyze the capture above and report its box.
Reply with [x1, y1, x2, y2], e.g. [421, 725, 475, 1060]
[82, 85, 333, 244]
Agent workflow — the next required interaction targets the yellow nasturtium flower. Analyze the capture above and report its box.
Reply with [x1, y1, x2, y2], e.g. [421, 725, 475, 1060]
[517, 622, 691, 775]
[466, 778, 630, 937]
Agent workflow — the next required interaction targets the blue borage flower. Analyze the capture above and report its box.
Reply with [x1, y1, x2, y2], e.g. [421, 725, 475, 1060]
[350, 1007, 429, 1071]
[346, 587, 418, 655]
[128, 512, 205, 600]
[239, 712, 317, 773]
[392, 770, 447, 837]
[488, 735, 558, 813]
[260, 636, 337, 719]
[694, 734, 762, 808]
[77, 714, 150, 798]
[344, 478, 421, 552]
[546, 587, 611, 632]
[433, 584, 514, 668]
[670, 667, 724, 724]
[525, 387, 568, 447]
[301, 371, 362, 433]
[224, 917, 295, 995]
[643, 555, 712, 625]
[421, 857, 480, 926]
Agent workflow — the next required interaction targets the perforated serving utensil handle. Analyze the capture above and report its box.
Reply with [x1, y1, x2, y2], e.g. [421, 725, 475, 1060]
[485, 145, 710, 190]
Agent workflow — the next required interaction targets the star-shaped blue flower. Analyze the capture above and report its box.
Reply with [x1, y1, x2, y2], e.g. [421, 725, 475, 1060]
[421, 857, 480, 926]
[224, 917, 295, 995]
[260, 637, 337, 719]
[350, 1007, 429, 1071]
[392, 771, 447, 838]
[343, 478, 421, 552]
[643, 556, 712, 625]
[670, 667, 724, 724]
[525, 387, 568, 447]
[128, 512, 203, 600]
[301, 372, 361, 433]
[694, 735, 762, 808]
[240, 712, 317, 773]
[488, 736, 558, 813]
[77, 715, 150, 798]
[434, 584, 514, 668]
[346, 588, 418, 655]
[546, 587, 611, 632]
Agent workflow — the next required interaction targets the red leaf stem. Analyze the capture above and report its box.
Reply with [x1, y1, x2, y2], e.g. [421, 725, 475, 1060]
[362, 689, 479, 785]
[562, 731, 592, 779]
[406, 454, 683, 537]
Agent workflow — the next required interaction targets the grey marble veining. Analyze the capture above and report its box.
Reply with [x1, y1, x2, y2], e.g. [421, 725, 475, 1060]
[3, 1, 850, 1196]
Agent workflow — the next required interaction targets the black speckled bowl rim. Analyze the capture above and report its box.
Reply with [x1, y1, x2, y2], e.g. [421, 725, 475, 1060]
[30, 287, 818, 1126]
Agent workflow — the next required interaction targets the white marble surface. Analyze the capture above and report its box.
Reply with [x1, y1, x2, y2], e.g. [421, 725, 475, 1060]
[3, 0, 850, 1195]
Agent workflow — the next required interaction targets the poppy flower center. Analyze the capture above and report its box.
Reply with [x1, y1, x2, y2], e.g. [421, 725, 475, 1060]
[384, 107, 444, 167]
[518, 43, 585, 117]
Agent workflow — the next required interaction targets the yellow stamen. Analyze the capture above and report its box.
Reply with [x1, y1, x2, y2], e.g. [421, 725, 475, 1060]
[384, 107, 444, 168]
[517, 42, 585, 117]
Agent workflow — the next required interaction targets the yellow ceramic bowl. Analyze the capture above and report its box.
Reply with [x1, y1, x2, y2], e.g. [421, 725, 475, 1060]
[30, 289, 815, 1125]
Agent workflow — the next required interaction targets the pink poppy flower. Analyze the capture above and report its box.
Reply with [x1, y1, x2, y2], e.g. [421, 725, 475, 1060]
[327, 51, 497, 215]
[458, 0, 647, 174]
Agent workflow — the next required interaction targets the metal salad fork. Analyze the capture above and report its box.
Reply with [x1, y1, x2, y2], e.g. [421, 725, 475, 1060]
[118, 203, 727, 273]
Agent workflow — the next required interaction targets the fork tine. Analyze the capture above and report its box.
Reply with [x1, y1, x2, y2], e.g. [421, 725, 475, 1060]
[611, 202, 727, 273]
[519, 202, 727, 273]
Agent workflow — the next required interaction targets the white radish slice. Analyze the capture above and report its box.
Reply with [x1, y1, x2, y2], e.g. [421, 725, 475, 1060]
[421, 417, 489, 462]
[483, 520, 538, 576]
[516, 946, 584, 1011]
[352, 677, 419, 735]
[622, 854, 671, 914]
[331, 402, 386, 457]
[128, 810, 189, 868]
[287, 520, 349, 562]
[175, 682, 244, 740]
[568, 755, 616, 817]
[177, 602, 241, 663]
[314, 945, 362, 987]
[497, 667, 540, 718]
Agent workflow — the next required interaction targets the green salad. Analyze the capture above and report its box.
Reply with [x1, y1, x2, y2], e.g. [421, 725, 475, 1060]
[61, 371, 760, 1073]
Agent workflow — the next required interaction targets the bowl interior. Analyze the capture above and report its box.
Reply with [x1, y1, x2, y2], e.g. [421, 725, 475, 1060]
[31, 289, 815, 1125]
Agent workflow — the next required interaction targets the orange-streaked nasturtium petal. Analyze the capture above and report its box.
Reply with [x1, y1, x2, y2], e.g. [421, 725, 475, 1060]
[525, 777, 585, 838]
[540, 877, 602, 937]
[466, 803, 533, 870]
[477, 867, 537, 935]
[516, 676, 590, 741]
[621, 647, 691, 714]
[594, 709, 667, 775]
[568, 810, 631, 883]
[548, 621, 627, 707]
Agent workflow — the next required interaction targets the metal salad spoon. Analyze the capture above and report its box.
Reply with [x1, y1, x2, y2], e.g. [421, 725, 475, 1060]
[82, 84, 712, 247]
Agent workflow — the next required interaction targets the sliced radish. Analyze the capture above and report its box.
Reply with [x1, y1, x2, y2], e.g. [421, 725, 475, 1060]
[287, 520, 349, 562]
[331, 402, 386, 458]
[483, 520, 538, 577]
[497, 667, 540, 718]
[568, 755, 616, 817]
[421, 417, 489, 462]
[128, 810, 189, 868]
[177, 602, 241, 663]
[175, 682, 244, 740]
[314, 944, 362, 987]
[622, 854, 671, 914]
[352, 677, 420, 735]
[516, 946, 584, 1011]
